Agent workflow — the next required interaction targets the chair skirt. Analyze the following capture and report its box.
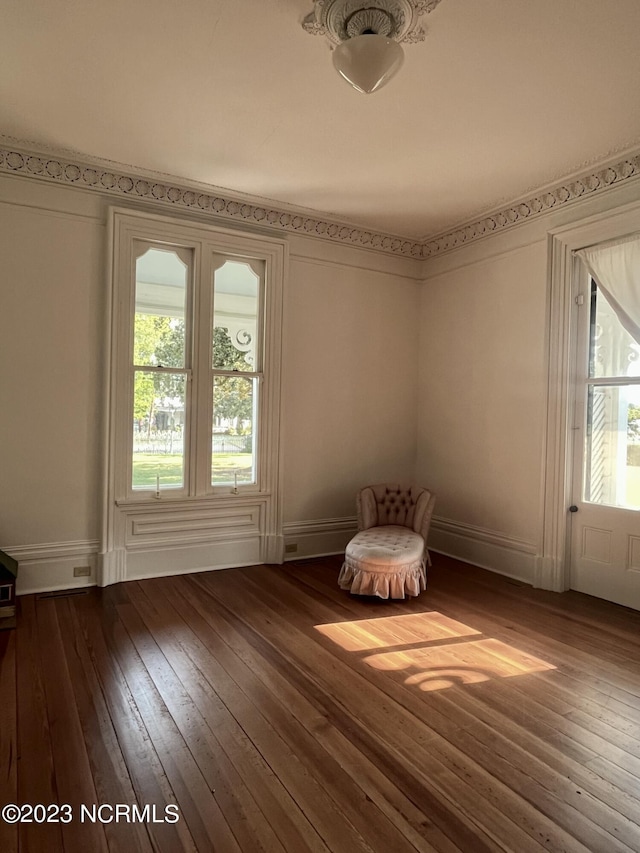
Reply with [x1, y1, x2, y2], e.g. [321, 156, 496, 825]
[339, 525, 426, 599]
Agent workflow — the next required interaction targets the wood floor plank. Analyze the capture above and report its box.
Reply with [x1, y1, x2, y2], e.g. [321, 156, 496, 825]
[76, 589, 198, 853]
[438, 691, 639, 853]
[117, 589, 290, 853]
[283, 561, 640, 849]
[132, 580, 336, 853]
[35, 598, 109, 853]
[172, 581, 465, 853]
[426, 588, 640, 776]
[56, 597, 154, 853]
[136, 577, 397, 853]
[0, 629, 17, 853]
[15, 595, 64, 853]
[193, 569, 567, 853]
[431, 572, 640, 698]
[224, 564, 640, 852]
[147, 575, 449, 853]
[458, 677, 640, 823]
[101, 585, 241, 853]
[412, 583, 640, 728]
[4, 555, 640, 852]
[304, 564, 637, 849]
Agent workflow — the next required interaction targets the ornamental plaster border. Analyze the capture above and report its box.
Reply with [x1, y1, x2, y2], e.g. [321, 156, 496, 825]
[422, 152, 640, 258]
[2, 142, 640, 259]
[0, 145, 422, 258]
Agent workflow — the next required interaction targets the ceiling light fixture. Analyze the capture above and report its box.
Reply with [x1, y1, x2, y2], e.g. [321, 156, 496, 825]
[303, 0, 444, 94]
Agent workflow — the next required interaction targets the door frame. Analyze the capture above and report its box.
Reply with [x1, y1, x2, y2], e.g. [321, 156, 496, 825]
[538, 199, 640, 591]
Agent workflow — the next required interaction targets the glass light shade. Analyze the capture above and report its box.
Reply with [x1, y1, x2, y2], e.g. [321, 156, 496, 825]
[332, 34, 404, 94]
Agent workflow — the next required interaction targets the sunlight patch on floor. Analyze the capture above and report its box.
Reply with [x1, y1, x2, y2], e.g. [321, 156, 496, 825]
[315, 612, 556, 692]
[314, 611, 481, 652]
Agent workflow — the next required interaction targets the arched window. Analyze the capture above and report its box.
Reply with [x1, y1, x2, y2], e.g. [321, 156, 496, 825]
[103, 209, 286, 585]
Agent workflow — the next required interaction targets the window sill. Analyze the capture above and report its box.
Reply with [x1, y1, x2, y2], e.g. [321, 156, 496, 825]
[115, 491, 270, 510]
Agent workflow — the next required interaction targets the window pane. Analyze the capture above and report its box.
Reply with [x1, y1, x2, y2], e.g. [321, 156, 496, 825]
[132, 371, 186, 490]
[212, 376, 256, 486]
[135, 247, 187, 368]
[589, 281, 640, 379]
[584, 383, 640, 508]
[212, 260, 260, 371]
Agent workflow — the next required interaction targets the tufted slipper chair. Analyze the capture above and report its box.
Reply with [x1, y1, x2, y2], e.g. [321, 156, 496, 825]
[339, 484, 436, 599]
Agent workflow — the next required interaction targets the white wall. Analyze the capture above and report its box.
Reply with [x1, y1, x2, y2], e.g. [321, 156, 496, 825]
[282, 244, 420, 554]
[1, 201, 104, 544]
[416, 240, 547, 580]
[5, 162, 640, 592]
[0, 174, 420, 589]
[0, 178, 106, 591]
[417, 179, 640, 583]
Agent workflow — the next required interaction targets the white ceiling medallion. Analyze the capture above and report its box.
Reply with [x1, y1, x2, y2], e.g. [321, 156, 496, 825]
[303, 1, 444, 93]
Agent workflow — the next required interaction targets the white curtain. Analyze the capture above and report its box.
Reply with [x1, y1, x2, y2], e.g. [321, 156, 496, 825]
[578, 234, 640, 345]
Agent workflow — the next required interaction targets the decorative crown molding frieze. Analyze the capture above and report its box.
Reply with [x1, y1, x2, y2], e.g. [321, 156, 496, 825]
[422, 152, 640, 258]
[2, 142, 640, 260]
[0, 145, 422, 259]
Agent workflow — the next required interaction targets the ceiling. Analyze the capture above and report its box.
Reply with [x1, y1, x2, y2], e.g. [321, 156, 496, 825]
[3, 0, 640, 240]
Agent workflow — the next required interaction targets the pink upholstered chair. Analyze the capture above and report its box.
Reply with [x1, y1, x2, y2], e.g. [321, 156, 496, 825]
[338, 484, 436, 599]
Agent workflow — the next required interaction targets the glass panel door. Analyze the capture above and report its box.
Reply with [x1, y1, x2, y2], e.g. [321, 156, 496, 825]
[582, 279, 640, 508]
[571, 274, 640, 610]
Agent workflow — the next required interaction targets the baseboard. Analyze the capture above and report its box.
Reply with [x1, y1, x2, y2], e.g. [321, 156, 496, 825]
[281, 515, 538, 585]
[429, 517, 538, 584]
[5, 540, 100, 595]
[6, 518, 538, 593]
[283, 517, 357, 561]
[123, 537, 262, 582]
[7, 535, 265, 593]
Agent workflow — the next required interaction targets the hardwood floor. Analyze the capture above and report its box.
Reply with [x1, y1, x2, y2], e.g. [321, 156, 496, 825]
[2, 554, 640, 852]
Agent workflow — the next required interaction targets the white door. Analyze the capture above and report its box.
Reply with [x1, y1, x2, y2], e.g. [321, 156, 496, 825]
[570, 267, 640, 610]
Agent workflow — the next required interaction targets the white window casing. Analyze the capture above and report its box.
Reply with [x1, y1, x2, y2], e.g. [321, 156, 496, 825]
[100, 208, 287, 586]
